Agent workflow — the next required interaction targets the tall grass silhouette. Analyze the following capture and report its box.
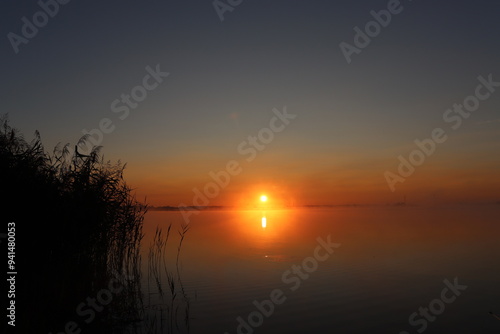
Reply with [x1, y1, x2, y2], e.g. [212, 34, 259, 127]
[142, 224, 191, 334]
[1, 115, 147, 332]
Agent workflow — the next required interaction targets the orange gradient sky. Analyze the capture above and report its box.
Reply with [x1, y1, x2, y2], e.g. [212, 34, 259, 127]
[4, 1, 499, 207]
[124, 124, 500, 207]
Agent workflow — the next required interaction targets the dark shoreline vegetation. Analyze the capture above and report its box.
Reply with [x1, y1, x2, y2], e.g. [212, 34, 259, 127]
[1, 116, 189, 333]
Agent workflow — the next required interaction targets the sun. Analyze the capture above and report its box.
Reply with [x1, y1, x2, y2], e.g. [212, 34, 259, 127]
[260, 195, 268, 202]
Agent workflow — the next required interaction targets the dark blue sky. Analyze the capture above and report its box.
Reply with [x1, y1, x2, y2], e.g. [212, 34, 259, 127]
[1, 0, 499, 204]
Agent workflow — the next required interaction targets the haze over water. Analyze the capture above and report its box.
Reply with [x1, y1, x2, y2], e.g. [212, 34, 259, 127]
[141, 205, 500, 334]
[3, 0, 500, 333]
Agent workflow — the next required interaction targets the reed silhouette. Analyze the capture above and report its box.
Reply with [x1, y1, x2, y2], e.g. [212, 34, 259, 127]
[1, 116, 147, 333]
[141, 224, 191, 334]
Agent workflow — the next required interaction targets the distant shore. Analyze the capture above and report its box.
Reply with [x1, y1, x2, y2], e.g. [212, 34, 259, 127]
[149, 202, 500, 211]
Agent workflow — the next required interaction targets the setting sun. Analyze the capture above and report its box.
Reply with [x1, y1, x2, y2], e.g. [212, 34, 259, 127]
[260, 195, 268, 202]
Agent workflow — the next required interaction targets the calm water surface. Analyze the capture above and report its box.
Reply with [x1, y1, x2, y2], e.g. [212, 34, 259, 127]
[140, 206, 500, 334]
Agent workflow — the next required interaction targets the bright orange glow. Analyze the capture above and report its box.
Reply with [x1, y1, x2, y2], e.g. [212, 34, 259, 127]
[260, 195, 268, 202]
[261, 216, 267, 228]
[127, 145, 500, 207]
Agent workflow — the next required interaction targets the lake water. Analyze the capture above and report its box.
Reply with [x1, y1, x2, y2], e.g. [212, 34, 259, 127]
[139, 206, 500, 334]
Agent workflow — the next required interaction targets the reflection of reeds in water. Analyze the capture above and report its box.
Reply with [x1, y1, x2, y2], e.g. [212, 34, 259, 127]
[1, 116, 147, 332]
[1, 116, 191, 333]
[142, 224, 191, 334]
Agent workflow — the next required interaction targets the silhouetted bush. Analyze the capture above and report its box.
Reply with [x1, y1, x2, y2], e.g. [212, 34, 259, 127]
[0, 115, 146, 333]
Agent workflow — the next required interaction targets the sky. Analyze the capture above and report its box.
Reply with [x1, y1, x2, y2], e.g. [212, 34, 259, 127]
[1, 0, 499, 206]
